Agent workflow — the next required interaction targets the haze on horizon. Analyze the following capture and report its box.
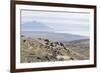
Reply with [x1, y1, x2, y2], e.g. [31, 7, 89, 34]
[21, 10, 90, 37]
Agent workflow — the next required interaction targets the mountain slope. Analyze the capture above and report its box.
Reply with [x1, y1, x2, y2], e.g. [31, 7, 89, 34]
[21, 36, 89, 63]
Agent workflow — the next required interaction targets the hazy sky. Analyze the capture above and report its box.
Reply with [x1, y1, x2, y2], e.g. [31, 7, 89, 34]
[21, 10, 90, 37]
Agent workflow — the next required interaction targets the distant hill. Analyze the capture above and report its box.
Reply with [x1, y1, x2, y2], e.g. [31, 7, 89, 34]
[22, 31, 88, 42]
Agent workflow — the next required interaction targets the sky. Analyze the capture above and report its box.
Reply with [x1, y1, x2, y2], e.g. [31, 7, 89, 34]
[21, 10, 90, 37]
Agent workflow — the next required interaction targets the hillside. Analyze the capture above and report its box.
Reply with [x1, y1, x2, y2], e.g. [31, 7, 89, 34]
[65, 39, 89, 60]
[20, 35, 89, 63]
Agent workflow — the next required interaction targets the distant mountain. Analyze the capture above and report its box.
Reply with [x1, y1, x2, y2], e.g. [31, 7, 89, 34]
[22, 31, 88, 42]
[21, 21, 53, 31]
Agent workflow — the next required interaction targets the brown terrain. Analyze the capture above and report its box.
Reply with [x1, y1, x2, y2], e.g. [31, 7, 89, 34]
[20, 35, 89, 63]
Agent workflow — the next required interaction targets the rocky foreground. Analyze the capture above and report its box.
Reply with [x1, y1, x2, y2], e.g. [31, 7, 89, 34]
[21, 35, 89, 63]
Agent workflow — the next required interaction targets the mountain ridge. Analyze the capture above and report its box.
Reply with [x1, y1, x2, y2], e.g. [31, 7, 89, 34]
[22, 31, 88, 42]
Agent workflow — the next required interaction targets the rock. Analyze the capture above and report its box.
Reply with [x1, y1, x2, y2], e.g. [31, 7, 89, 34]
[21, 37, 74, 63]
[56, 55, 71, 60]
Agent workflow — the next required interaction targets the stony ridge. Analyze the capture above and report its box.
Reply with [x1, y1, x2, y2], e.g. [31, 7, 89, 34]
[21, 36, 89, 63]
